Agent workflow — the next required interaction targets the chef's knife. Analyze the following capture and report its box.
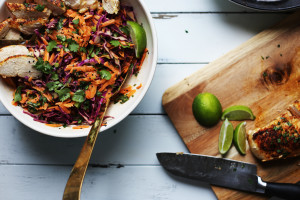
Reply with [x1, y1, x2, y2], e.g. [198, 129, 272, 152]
[156, 152, 300, 200]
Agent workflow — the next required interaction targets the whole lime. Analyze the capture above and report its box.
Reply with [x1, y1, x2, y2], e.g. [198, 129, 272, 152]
[192, 92, 222, 127]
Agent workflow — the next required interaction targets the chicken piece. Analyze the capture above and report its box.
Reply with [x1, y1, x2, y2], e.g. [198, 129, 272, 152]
[0, 19, 12, 39]
[9, 18, 48, 35]
[6, 2, 52, 19]
[0, 30, 24, 47]
[0, 55, 41, 78]
[102, 0, 120, 14]
[247, 101, 300, 162]
[4, 29, 23, 41]
[33, 0, 65, 16]
[64, 0, 81, 10]
[0, 45, 30, 62]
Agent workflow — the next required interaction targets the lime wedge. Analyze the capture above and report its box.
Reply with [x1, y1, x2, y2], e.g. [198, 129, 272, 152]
[233, 121, 247, 155]
[219, 118, 234, 155]
[221, 105, 255, 121]
[127, 21, 147, 58]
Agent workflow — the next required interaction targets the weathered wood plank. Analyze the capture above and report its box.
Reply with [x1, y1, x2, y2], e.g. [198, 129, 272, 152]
[153, 13, 286, 63]
[0, 115, 188, 165]
[145, 0, 252, 13]
[0, 165, 216, 200]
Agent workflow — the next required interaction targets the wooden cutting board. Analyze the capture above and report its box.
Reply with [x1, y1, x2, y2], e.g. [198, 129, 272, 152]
[162, 12, 300, 200]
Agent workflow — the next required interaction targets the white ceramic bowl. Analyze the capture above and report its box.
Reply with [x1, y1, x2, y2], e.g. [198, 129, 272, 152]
[0, 0, 157, 138]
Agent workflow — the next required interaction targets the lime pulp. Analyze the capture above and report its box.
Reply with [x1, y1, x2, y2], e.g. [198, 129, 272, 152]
[233, 121, 247, 155]
[219, 118, 234, 155]
[127, 21, 147, 58]
[221, 105, 255, 121]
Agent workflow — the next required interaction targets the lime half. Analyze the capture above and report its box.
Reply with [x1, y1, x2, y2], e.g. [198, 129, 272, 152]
[127, 21, 147, 58]
[233, 121, 247, 155]
[192, 92, 222, 127]
[219, 118, 234, 155]
[221, 105, 255, 121]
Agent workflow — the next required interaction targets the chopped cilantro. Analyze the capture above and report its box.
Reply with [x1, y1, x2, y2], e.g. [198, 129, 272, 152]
[92, 26, 96, 32]
[120, 26, 129, 36]
[114, 94, 129, 104]
[69, 42, 79, 52]
[96, 91, 101, 96]
[99, 70, 111, 80]
[54, 63, 59, 68]
[72, 18, 79, 25]
[34, 58, 53, 74]
[57, 18, 65, 30]
[35, 5, 45, 11]
[60, 2, 64, 7]
[55, 88, 71, 102]
[287, 121, 292, 126]
[46, 40, 57, 52]
[277, 138, 281, 143]
[80, 47, 87, 53]
[57, 35, 66, 42]
[51, 73, 59, 80]
[46, 81, 63, 91]
[14, 86, 24, 102]
[110, 40, 120, 47]
[72, 90, 85, 103]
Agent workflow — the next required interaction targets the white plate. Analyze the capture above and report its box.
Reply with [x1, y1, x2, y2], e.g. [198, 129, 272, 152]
[0, 0, 157, 138]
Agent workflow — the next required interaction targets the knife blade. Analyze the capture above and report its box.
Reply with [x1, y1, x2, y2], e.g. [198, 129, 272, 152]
[156, 152, 300, 200]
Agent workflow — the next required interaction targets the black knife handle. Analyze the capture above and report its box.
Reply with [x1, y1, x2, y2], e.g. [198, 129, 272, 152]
[265, 182, 300, 200]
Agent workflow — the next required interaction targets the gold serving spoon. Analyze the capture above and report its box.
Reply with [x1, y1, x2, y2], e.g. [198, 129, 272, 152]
[62, 71, 129, 200]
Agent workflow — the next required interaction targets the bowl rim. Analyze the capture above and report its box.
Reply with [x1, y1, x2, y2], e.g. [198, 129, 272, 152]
[0, 0, 158, 138]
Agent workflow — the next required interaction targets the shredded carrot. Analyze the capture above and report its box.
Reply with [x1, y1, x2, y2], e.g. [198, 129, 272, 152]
[41, 37, 48, 45]
[72, 125, 90, 129]
[43, 49, 49, 62]
[100, 19, 116, 28]
[49, 53, 55, 64]
[85, 84, 97, 99]
[46, 124, 63, 127]
[137, 48, 148, 70]
[136, 83, 142, 89]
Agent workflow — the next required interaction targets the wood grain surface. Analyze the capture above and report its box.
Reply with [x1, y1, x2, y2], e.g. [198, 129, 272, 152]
[162, 12, 300, 200]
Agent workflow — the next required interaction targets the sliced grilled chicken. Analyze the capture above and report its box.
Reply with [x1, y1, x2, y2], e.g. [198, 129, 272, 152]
[34, 0, 65, 16]
[4, 29, 23, 41]
[6, 2, 52, 19]
[0, 45, 30, 62]
[102, 0, 120, 14]
[247, 101, 300, 162]
[0, 30, 24, 47]
[9, 18, 48, 35]
[0, 55, 41, 78]
[0, 19, 12, 39]
[64, 0, 81, 9]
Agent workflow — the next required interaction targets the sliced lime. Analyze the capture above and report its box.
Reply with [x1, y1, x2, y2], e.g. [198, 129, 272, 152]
[221, 105, 255, 121]
[192, 92, 222, 127]
[127, 21, 147, 58]
[233, 121, 247, 155]
[218, 118, 234, 155]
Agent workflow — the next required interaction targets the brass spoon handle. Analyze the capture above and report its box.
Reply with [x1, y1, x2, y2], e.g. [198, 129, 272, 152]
[62, 102, 109, 200]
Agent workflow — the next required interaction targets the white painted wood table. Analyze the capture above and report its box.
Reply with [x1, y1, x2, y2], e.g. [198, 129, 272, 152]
[0, 0, 292, 199]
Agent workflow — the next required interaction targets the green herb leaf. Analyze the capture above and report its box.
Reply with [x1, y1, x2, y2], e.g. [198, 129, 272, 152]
[80, 47, 87, 53]
[35, 4, 45, 11]
[34, 58, 53, 74]
[51, 73, 59, 81]
[114, 94, 129, 104]
[110, 40, 120, 47]
[99, 70, 111, 80]
[72, 90, 85, 103]
[55, 88, 71, 102]
[54, 63, 59, 68]
[46, 81, 63, 91]
[46, 40, 57, 52]
[72, 18, 79, 25]
[69, 42, 79, 52]
[120, 26, 129, 36]
[57, 18, 65, 30]
[14, 86, 24, 102]
[91, 26, 96, 32]
[57, 35, 66, 42]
